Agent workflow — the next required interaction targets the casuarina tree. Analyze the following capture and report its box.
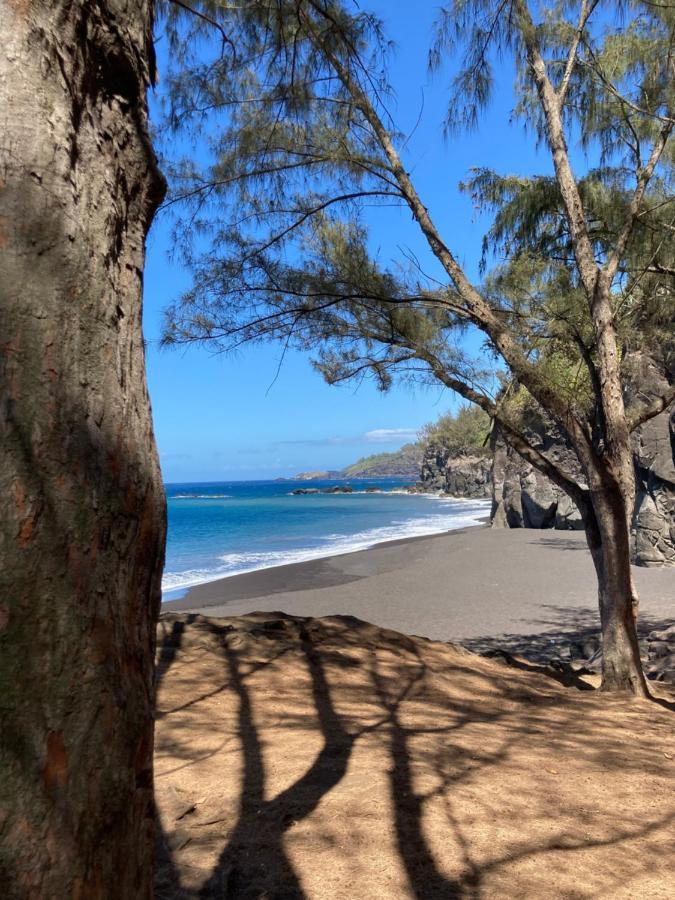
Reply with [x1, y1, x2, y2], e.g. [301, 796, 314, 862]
[0, 2, 166, 894]
[161, 0, 674, 696]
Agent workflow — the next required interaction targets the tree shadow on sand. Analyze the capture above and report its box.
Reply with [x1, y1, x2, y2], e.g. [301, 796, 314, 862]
[461, 604, 675, 662]
[155, 613, 675, 899]
[197, 619, 357, 898]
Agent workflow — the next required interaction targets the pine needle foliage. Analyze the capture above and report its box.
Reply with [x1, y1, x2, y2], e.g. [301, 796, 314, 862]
[158, 1, 672, 432]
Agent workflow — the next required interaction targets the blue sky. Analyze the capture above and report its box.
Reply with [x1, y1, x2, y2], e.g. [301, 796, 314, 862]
[144, 1, 551, 482]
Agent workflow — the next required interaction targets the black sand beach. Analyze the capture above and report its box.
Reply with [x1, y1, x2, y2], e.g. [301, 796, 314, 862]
[162, 526, 674, 656]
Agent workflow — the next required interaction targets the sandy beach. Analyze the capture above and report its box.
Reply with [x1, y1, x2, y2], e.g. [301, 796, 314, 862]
[162, 525, 674, 656]
[157, 527, 675, 897]
[156, 609, 675, 898]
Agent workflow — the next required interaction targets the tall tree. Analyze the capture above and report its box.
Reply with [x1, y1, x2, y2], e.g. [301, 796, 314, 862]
[0, 2, 166, 895]
[161, 0, 674, 695]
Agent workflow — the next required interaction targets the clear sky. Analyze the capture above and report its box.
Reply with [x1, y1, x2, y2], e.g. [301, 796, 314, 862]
[143, 1, 551, 483]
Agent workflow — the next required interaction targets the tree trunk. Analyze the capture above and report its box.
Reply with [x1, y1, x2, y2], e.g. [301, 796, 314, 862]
[0, 2, 165, 896]
[584, 483, 649, 697]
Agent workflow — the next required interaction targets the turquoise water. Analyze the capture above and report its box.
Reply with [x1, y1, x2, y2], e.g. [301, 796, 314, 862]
[162, 478, 490, 599]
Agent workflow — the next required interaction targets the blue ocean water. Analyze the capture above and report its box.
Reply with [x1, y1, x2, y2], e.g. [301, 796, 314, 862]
[162, 478, 491, 599]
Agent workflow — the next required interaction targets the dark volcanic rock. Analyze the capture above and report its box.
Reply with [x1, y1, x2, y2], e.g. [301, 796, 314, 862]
[631, 408, 675, 567]
[644, 623, 675, 684]
[569, 634, 602, 662]
[416, 395, 674, 567]
[419, 445, 492, 498]
[292, 485, 354, 495]
[490, 424, 585, 531]
[490, 406, 675, 564]
[566, 625, 675, 683]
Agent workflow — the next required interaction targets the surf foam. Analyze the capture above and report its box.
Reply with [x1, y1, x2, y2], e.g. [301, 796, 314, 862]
[162, 500, 490, 595]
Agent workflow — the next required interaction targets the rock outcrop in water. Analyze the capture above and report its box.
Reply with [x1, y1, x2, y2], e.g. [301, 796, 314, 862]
[290, 485, 354, 495]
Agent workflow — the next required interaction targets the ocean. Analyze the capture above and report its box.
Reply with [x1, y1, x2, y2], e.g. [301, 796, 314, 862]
[162, 478, 491, 600]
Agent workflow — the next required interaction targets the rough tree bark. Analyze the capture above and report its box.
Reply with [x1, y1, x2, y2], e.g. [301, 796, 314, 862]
[0, 2, 166, 896]
[584, 470, 649, 696]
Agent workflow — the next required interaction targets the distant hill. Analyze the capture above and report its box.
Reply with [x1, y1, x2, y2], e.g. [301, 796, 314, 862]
[292, 442, 422, 481]
[291, 409, 491, 482]
[341, 443, 422, 478]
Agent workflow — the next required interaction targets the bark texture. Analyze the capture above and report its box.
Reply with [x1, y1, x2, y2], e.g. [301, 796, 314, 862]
[585, 492, 649, 696]
[0, 2, 165, 896]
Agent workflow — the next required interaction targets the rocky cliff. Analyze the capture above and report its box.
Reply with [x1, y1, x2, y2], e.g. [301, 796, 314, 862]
[632, 408, 675, 566]
[293, 442, 422, 481]
[418, 408, 675, 567]
[489, 408, 675, 566]
[419, 444, 492, 498]
[490, 425, 584, 531]
[341, 442, 422, 478]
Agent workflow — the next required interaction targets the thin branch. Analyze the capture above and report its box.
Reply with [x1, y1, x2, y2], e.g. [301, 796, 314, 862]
[498, 421, 590, 513]
[626, 386, 675, 433]
[302, 2, 592, 456]
[166, 0, 236, 56]
[557, 0, 600, 107]
[514, 0, 599, 298]
[603, 119, 674, 285]
[578, 49, 675, 125]
[241, 189, 402, 261]
[416, 348, 589, 506]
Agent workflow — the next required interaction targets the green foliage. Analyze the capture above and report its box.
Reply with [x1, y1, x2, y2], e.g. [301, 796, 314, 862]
[158, 0, 673, 454]
[157, 0, 490, 394]
[341, 443, 422, 477]
[420, 405, 491, 453]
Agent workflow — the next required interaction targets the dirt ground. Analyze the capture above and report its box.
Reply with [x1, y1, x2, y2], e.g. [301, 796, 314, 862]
[154, 612, 675, 899]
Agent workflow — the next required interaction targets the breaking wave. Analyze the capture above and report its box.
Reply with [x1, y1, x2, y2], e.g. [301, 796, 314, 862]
[162, 500, 490, 594]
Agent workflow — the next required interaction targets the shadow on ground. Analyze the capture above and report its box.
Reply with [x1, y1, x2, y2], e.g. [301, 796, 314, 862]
[154, 612, 675, 900]
[461, 604, 675, 662]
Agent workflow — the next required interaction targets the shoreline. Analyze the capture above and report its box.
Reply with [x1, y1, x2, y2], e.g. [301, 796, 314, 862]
[162, 495, 491, 598]
[161, 526, 674, 657]
[162, 522, 488, 607]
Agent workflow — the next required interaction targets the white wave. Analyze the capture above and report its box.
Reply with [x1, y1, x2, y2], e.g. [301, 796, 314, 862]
[386, 489, 489, 502]
[171, 493, 233, 499]
[161, 500, 490, 594]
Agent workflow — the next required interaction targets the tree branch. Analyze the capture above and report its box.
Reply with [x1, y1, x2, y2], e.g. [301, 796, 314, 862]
[578, 46, 675, 126]
[497, 420, 590, 514]
[514, 0, 599, 298]
[603, 118, 674, 285]
[626, 386, 675, 433]
[166, 0, 236, 56]
[412, 347, 588, 506]
[557, 0, 599, 107]
[303, 0, 592, 455]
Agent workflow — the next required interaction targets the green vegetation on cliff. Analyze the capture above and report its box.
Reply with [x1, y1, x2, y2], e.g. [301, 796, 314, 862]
[296, 407, 490, 481]
[341, 443, 422, 478]
[420, 405, 491, 454]
[293, 442, 422, 480]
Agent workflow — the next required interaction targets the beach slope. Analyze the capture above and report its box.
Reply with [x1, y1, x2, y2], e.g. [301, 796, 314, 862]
[154, 611, 675, 899]
[163, 527, 674, 655]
